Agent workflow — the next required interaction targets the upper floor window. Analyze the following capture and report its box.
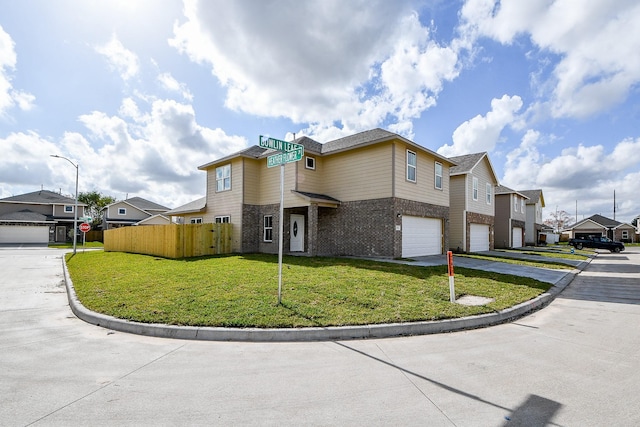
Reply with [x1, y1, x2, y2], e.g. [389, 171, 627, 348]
[215, 215, 230, 223]
[486, 183, 492, 204]
[64, 205, 74, 213]
[118, 207, 126, 215]
[435, 162, 443, 190]
[521, 199, 525, 213]
[264, 215, 273, 242]
[406, 150, 417, 182]
[190, 218, 203, 224]
[472, 177, 479, 201]
[216, 164, 231, 192]
[305, 156, 316, 170]
[514, 197, 518, 212]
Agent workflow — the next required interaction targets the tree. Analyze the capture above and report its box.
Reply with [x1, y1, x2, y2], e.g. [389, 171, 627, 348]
[78, 191, 115, 226]
[544, 210, 574, 232]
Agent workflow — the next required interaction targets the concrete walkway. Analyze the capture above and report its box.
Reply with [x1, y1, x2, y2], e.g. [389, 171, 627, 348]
[62, 249, 590, 342]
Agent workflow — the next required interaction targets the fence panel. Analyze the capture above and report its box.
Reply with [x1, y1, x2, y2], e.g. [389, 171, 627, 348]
[104, 223, 233, 258]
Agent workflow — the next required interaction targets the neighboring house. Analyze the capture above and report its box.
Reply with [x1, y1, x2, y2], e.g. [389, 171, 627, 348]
[563, 214, 637, 243]
[448, 152, 499, 252]
[494, 185, 529, 248]
[196, 128, 455, 258]
[101, 197, 171, 229]
[519, 189, 546, 245]
[0, 190, 87, 245]
[165, 197, 207, 224]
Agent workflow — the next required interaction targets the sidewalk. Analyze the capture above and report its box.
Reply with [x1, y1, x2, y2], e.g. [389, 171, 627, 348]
[62, 250, 591, 342]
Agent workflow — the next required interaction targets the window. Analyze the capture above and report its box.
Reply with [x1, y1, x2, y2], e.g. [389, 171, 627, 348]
[64, 205, 74, 213]
[486, 183, 492, 204]
[521, 199, 525, 213]
[190, 218, 203, 224]
[305, 156, 315, 170]
[216, 164, 231, 192]
[407, 150, 417, 182]
[118, 208, 126, 215]
[514, 197, 518, 212]
[622, 230, 629, 239]
[434, 162, 443, 190]
[215, 216, 230, 223]
[264, 215, 273, 242]
[472, 177, 479, 201]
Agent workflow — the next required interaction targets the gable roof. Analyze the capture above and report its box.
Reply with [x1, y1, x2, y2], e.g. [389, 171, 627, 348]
[495, 185, 529, 199]
[0, 209, 54, 223]
[448, 152, 499, 184]
[198, 128, 455, 170]
[0, 190, 85, 206]
[103, 197, 170, 213]
[565, 214, 628, 230]
[165, 197, 207, 216]
[519, 189, 545, 207]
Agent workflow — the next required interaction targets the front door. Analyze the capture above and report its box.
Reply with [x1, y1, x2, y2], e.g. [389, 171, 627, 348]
[55, 226, 67, 243]
[290, 214, 305, 252]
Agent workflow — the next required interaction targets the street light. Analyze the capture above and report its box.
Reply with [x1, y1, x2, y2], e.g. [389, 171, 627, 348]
[50, 155, 78, 254]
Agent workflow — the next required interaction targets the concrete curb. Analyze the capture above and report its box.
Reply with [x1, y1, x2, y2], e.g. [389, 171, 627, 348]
[61, 255, 590, 342]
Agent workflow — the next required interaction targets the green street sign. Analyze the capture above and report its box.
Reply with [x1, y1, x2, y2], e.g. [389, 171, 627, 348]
[259, 135, 303, 152]
[267, 146, 304, 168]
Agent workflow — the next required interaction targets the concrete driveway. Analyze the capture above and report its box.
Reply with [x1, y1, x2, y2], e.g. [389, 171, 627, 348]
[1, 247, 639, 426]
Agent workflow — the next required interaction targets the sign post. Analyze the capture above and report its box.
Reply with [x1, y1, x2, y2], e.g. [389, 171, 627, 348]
[447, 250, 455, 302]
[259, 135, 304, 304]
[79, 222, 91, 253]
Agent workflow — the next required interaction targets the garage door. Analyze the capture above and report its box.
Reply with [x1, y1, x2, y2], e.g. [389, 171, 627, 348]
[402, 216, 442, 257]
[512, 227, 523, 248]
[0, 225, 49, 245]
[469, 223, 490, 252]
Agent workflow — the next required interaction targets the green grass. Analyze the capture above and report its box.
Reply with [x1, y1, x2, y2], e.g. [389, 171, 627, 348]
[456, 252, 581, 269]
[66, 252, 553, 328]
[50, 241, 104, 249]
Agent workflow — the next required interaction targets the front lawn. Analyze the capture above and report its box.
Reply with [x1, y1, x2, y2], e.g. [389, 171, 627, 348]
[66, 252, 553, 328]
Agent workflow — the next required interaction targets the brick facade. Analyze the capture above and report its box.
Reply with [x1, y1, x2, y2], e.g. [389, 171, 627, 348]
[465, 212, 494, 252]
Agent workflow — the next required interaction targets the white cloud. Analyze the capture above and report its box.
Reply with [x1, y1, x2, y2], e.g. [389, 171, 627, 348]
[157, 72, 193, 101]
[437, 94, 523, 157]
[0, 25, 35, 116]
[170, 0, 463, 138]
[95, 34, 140, 81]
[459, 0, 640, 118]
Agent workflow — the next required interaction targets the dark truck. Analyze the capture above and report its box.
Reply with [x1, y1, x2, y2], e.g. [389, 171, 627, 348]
[568, 236, 625, 253]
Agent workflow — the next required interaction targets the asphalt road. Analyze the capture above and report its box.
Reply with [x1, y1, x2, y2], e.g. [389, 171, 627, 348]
[1, 248, 639, 426]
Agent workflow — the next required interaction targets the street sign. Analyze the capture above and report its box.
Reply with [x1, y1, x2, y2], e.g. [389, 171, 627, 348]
[267, 146, 304, 168]
[259, 135, 303, 153]
[79, 222, 91, 233]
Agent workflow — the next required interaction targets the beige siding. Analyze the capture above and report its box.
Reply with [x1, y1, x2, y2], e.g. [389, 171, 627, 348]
[204, 158, 244, 251]
[296, 155, 324, 195]
[395, 143, 450, 206]
[321, 143, 393, 202]
[449, 175, 467, 250]
[467, 157, 496, 216]
[107, 202, 148, 221]
[243, 159, 261, 205]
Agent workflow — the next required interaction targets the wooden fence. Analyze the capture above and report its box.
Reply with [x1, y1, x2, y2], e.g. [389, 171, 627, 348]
[104, 223, 233, 258]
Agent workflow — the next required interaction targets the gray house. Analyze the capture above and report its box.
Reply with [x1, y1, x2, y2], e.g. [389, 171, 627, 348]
[101, 197, 171, 229]
[494, 185, 528, 248]
[0, 190, 87, 245]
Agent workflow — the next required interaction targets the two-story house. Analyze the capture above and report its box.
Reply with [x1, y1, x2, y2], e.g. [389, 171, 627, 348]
[448, 152, 499, 252]
[494, 185, 528, 248]
[197, 128, 455, 258]
[101, 197, 171, 229]
[0, 190, 87, 245]
[519, 189, 546, 245]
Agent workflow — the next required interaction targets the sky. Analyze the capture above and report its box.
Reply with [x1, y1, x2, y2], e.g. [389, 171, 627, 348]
[1, 0, 639, 224]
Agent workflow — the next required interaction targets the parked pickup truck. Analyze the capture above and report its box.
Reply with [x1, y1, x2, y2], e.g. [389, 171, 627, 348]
[568, 236, 625, 252]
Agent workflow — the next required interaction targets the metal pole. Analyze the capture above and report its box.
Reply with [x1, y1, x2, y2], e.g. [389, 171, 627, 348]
[277, 162, 285, 304]
[51, 155, 78, 254]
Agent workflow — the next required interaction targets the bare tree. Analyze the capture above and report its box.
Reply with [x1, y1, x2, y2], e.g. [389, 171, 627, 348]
[544, 210, 574, 232]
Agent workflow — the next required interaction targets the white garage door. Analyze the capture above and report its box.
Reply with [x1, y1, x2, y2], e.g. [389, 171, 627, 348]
[0, 225, 49, 245]
[469, 223, 490, 252]
[512, 227, 523, 248]
[402, 216, 442, 257]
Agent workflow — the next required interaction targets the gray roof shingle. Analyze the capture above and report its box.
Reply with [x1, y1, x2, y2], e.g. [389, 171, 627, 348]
[449, 152, 486, 175]
[0, 190, 85, 206]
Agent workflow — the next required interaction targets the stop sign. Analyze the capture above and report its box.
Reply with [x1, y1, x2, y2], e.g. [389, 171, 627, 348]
[79, 222, 91, 233]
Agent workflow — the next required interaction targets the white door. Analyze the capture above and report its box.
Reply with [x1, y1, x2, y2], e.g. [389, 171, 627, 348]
[469, 223, 490, 252]
[402, 216, 442, 257]
[0, 225, 49, 245]
[290, 214, 305, 252]
[512, 227, 523, 248]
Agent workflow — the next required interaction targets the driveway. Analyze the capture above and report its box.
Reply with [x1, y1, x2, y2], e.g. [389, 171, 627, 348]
[1, 248, 639, 426]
